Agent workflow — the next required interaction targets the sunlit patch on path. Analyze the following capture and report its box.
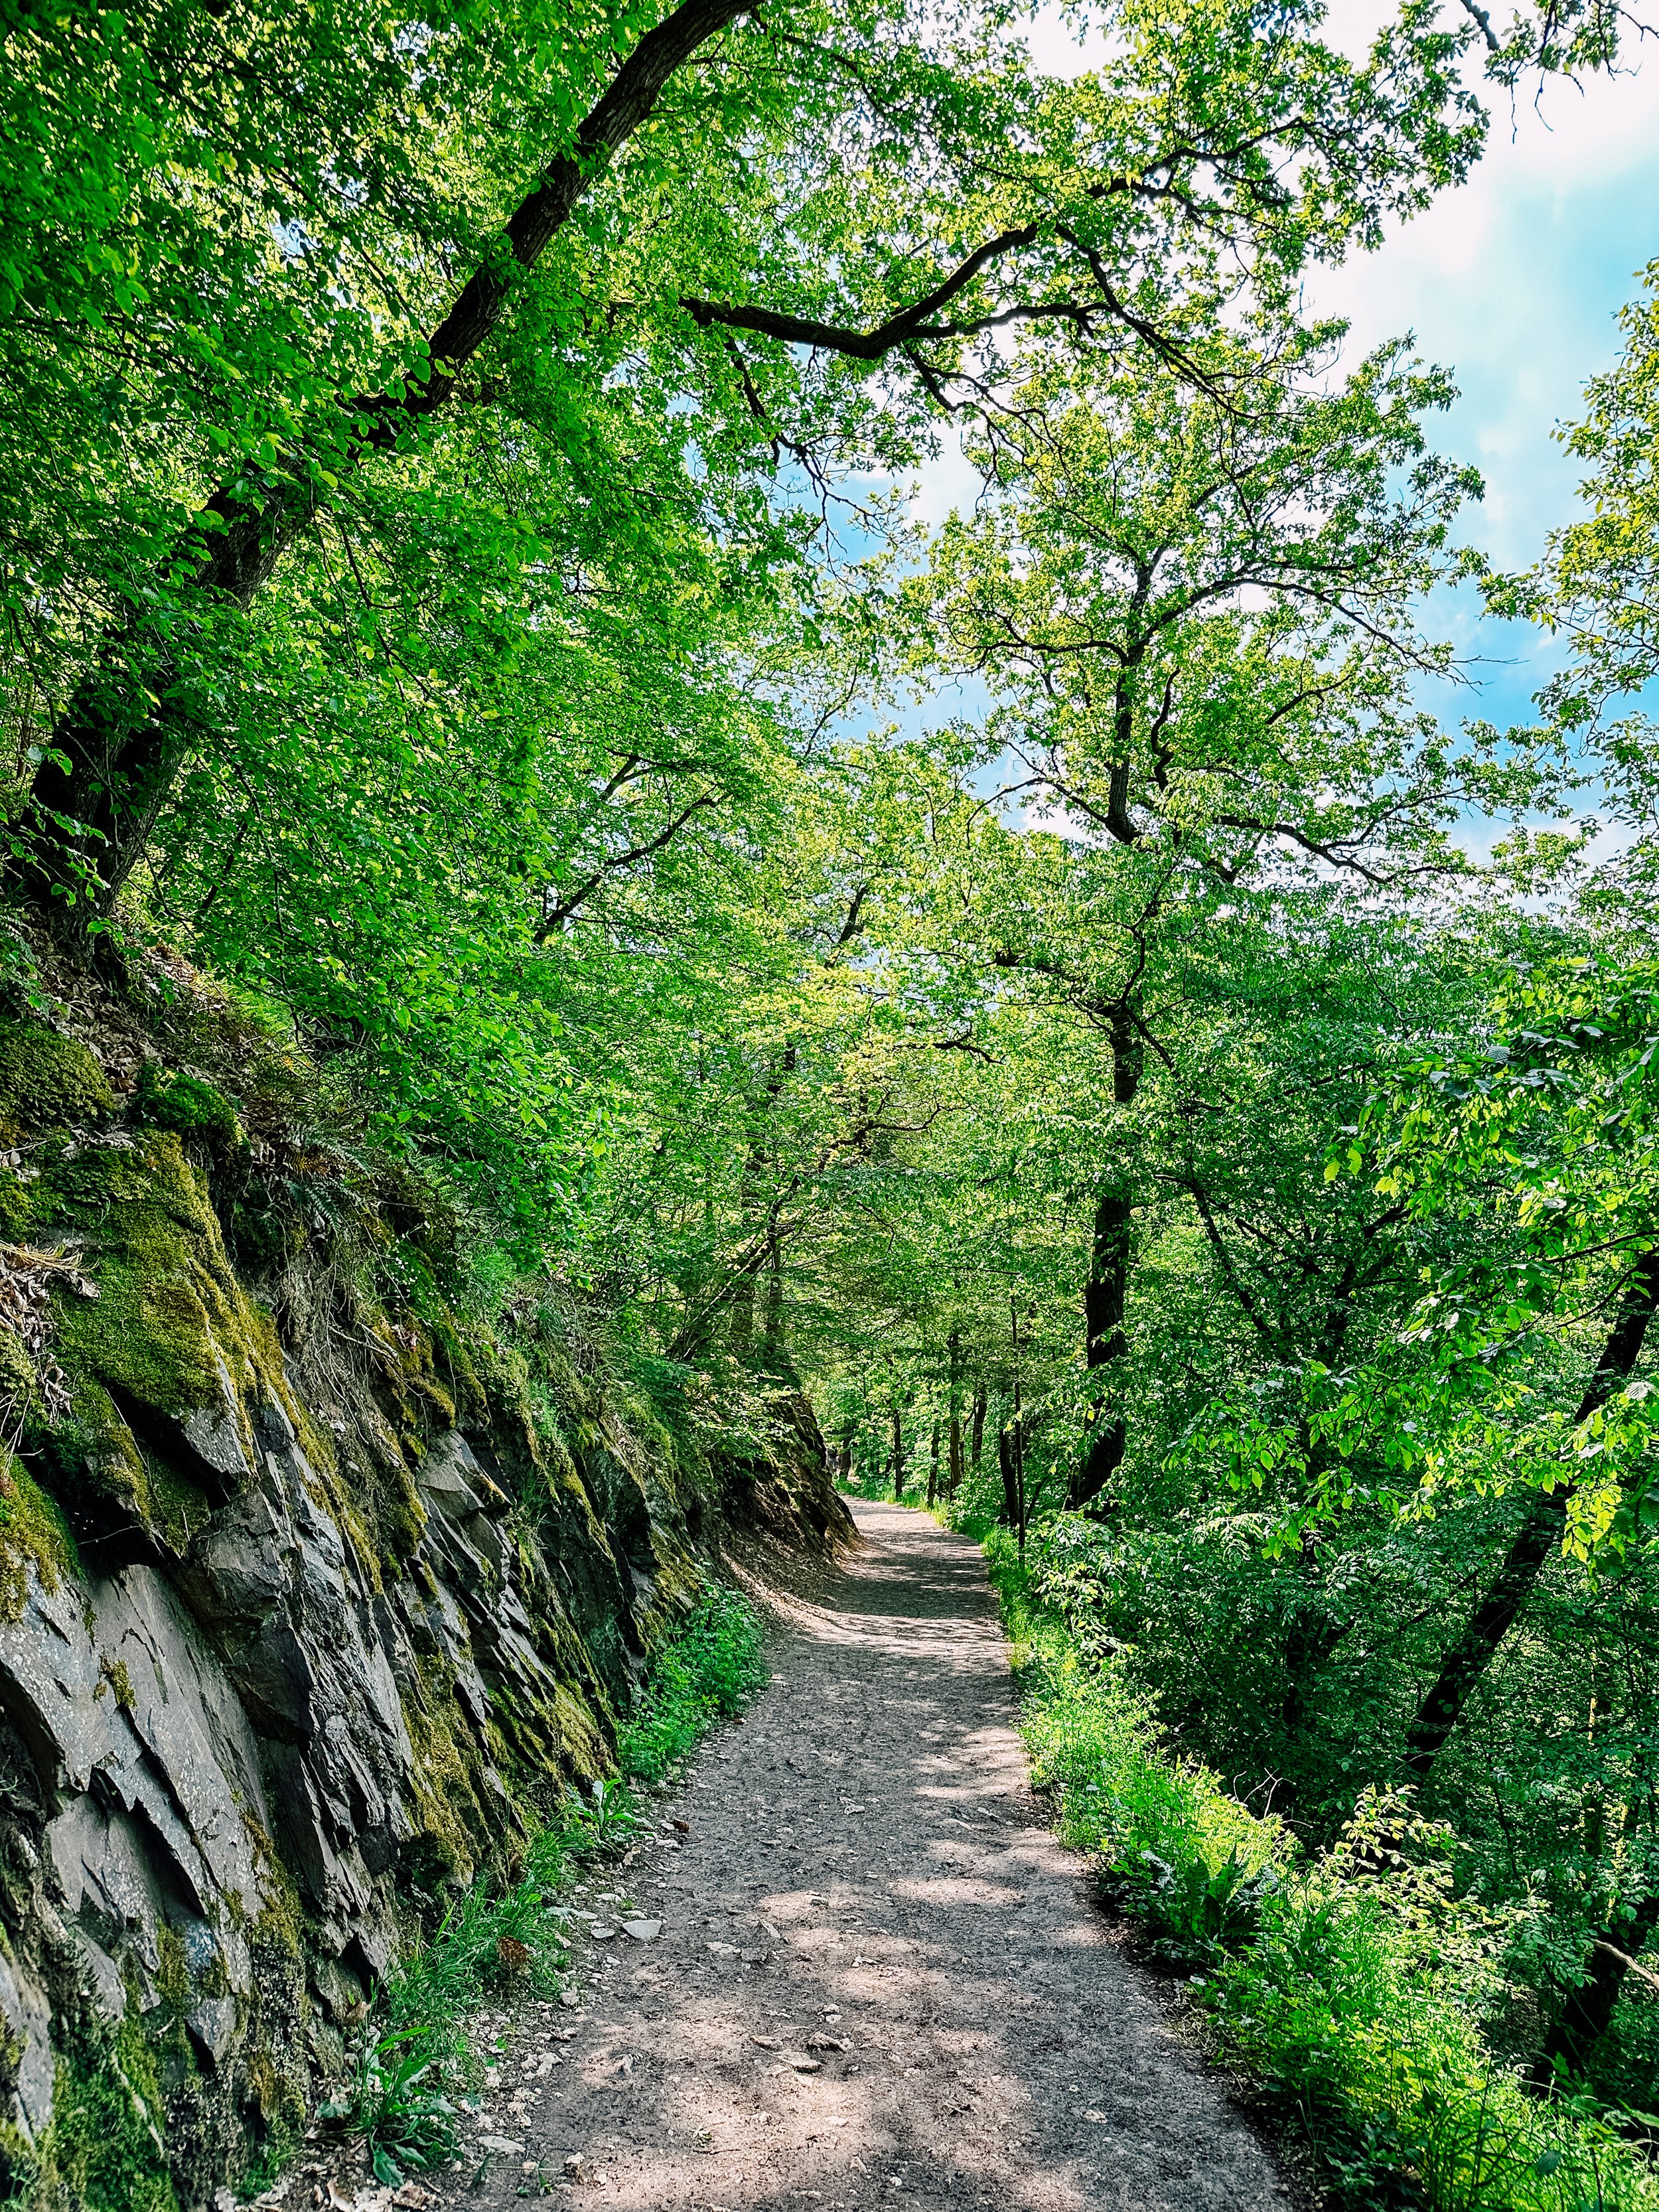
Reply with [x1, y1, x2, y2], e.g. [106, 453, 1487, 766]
[439, 1501, 1287, 2212]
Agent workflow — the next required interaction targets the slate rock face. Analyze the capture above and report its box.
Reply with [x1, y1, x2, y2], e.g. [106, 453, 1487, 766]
[0, 1402, 626, 2200]
[0, 1018, 849, 2207]
[0, 1129, 731, 2205]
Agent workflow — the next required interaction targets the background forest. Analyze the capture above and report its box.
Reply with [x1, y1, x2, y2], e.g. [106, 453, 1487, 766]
[11, 0, 1659, 2197]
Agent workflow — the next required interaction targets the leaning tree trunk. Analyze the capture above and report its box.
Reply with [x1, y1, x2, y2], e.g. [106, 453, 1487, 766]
[727, 1268, 756, 1360]
[16, 0, 753, 935]
[1071, 1008, 1143, 1510]
[1404, 1249, 1659, 1784]
[1534, 1887, 1659, 2089]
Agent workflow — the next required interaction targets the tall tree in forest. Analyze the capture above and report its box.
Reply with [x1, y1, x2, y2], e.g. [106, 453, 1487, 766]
[922, 317, 1495, 1501]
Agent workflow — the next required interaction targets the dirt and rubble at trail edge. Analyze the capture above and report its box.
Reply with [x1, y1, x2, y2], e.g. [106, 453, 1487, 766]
[411, 1498, 1293, 2212]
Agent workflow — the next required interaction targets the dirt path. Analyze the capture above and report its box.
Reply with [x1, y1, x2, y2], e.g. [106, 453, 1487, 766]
[437, 1500, 1289, 2212]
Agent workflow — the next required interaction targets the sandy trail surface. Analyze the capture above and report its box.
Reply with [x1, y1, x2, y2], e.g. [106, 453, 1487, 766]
[438, 1499, 1288, 2212]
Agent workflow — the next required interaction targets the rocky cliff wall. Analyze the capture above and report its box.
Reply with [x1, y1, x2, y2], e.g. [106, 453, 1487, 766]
[0, 985, 848, 2209]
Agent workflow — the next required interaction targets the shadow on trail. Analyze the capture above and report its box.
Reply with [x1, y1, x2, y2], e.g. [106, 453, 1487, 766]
[455, 1500, 1286, 2212]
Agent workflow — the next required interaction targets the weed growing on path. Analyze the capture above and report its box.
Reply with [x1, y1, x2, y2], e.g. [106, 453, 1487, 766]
[987, 1530, 1659, 2212]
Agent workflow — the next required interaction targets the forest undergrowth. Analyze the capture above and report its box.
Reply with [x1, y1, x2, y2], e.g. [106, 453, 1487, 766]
[981, 1522, 1659, 2212]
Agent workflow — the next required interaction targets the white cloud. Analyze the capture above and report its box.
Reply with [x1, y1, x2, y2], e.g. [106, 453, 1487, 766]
[1304, 16, 1659, 572]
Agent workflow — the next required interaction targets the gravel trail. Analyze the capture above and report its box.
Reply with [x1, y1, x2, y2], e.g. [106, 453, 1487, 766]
[443, 1499, 1289, 2212]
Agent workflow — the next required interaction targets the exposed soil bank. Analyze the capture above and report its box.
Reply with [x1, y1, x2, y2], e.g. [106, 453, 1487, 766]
[445, 1499, 1288, 2212]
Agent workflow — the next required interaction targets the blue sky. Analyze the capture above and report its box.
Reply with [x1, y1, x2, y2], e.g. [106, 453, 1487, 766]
[1303, 24, 1659, 737]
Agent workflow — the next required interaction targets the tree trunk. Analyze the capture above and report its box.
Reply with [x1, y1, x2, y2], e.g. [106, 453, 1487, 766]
[891, 1405, 905, 1501]
[836, 1424, 853, 1489]
[926, 1421, 940, 1509]
[1281, 1564, 1348, 1737]
[760, 1234, 791, 1376]
[18, 0, 755, 932]
[971, 1384, 987, 1473]
[1404, 1249, 1659, 1783]
[1071, 1009, 1142, 1510]
[727, 1270, 755, 1360]
[947, 1332, 964, 1500]
[1534, 1889, 1659, 2088]
[1072, 1186, 1130, 1508]
[726, 1046, 794, 1370]
[1015, 1407, 1028, 1554]
[1011, 1299, 1029, 1554]
[997, 1420, 1019, 1529]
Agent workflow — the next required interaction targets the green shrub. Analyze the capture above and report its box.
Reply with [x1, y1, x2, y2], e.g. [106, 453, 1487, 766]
[1216, 1885, 1659, 2211]
[1021, 1643, 1287, 1964]
[617, 1584, 766, 1783]
[987, 1529, 1659, 2212]
[562, 1775, 646, 1855]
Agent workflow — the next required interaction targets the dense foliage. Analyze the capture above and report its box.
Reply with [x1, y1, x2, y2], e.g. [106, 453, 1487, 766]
[8, 0, 1659, 2196]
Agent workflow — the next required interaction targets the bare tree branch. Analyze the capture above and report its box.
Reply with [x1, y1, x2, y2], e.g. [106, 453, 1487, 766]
[682, 222, 1042, 362]
[536, 793, 719, 938]
[1456, 0, 1503, 52]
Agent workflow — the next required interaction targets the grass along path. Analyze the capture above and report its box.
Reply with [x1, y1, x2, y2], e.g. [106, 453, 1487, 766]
[987, 1524, 1659, 2212]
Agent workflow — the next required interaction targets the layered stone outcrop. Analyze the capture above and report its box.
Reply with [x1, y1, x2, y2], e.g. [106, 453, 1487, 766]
[0, 1011, 847, 2207]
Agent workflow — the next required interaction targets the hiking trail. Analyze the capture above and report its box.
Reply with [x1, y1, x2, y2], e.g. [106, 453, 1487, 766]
[437, 1499, 1290, 2212]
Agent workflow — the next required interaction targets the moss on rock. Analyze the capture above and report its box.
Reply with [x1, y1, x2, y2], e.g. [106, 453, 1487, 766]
[31, 2009, 182, 2212]
[25, 1136, 303, 1554]
[40, 1376, 159, 1544]
[0, 1449, 76, 1619]
[131, 1064, 244, 1159]
[52, 1140, 250, 1416]
[400, 1659, 497, 1882]
[0, 1023, 114, 1140]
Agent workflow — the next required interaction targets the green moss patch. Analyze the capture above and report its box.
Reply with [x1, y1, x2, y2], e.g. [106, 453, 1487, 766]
[131, 1064, 245, 1159]
[29, 2011, 182, 2212]
[50, 1141, 255, 1416]
[0, 1023, 113, 1137]
[27, 1137, 287, 1547]
[0, 1449, 76, 1619]
[401, 1659, 498, 1882]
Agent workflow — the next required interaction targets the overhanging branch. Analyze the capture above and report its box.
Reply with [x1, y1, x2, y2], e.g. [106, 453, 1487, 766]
[681, 221, 1042, 362]
[535, 792, 719, 938]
